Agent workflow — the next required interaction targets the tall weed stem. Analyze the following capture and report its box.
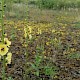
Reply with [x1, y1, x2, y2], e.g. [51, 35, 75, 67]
[1, 0, 6, 80]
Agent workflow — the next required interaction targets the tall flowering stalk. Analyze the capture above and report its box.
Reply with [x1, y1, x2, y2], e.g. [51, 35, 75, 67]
[23, 24, 29, 80]
[0, 0, 12, 80]
[24, 24, 33, 79]
[23, 0, 29, 79]
[1, 0, 6, 80]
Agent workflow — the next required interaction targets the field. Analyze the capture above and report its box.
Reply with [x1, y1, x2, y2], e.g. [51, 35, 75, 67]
[0, 0, 80, 80]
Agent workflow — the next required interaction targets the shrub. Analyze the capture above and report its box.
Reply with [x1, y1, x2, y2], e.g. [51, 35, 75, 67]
[36, 0, 80, 9]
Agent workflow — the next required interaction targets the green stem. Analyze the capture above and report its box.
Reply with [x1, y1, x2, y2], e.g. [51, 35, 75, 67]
[24, 37, 29, 80]
[1, 0, 4, 43]
[2, 56, 6, 80]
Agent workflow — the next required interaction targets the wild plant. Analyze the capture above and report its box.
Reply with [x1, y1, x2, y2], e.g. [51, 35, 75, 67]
[0, 0, 12, 80]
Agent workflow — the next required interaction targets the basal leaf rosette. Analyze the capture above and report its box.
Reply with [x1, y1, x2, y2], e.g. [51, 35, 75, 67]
[0, 43, 9, 56]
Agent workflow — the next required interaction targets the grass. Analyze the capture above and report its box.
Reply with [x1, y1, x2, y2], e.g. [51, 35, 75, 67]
[4, 0, 27, 20]
[4, 0, 80, 20]
[28, 5, 80, 23]
[67, 52, 80, 59]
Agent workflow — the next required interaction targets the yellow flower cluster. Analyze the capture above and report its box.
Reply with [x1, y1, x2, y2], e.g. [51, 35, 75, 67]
[24, 25, 32, 40]
[0, 38, 12, 65]
[4, 38, 11, 47]
[6, 52, 12, 64]
[24, 26, 28, 38]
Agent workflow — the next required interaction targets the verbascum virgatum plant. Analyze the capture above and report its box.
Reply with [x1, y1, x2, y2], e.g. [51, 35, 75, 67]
[0, 0, 12, 80]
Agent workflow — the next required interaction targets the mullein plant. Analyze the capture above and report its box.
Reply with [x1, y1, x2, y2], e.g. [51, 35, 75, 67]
[23, 22, 33, 79]
[24, 25, 32, 40]
[0, 0, 12, 80]
[23, 0, 34, 79]
[0, 37, 12, 64]
[0, 37, 12, 80]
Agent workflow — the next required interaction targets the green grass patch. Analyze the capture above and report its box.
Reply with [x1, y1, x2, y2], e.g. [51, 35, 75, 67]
[67, 52, 80, 59]
[74, 22, 80, 28]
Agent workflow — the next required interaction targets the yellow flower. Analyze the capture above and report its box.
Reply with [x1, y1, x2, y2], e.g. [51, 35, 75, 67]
[38, 28, 42, 34]
[14, 26, 17, 29]
[54, 38, 57, 42]
[29, 34, 32, 40]
[46, 42, 50, 46]
[71, 48, 76, 52]
[54, 75, 58, 79]
[0, 56, 1, 61]
[17, 29, 20, 31]
[0, 28, 2, 31]
[24, 26, 28, 38]
[28, 26, 32, 33]
[4, 33, 7, 37]
[6, 52, 12, 64]
[52, 29, 56, 33]
[0, 38, 1, 42]
[0, 43, 8, 56]
[4, 38, 11, 47]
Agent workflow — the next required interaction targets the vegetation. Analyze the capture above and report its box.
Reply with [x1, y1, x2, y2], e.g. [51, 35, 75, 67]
[35, 0, 80, 9]
[0, 0, 80, 80]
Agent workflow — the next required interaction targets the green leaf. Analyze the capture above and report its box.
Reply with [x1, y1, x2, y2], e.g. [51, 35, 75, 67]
[29, 62, 37, 70]
[7, 77, 14, 80]
[44, 65, 58, 77]
[35, 54, 42, 67]
[35, 70, 39, 76]
[67, 53, 80, 59]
